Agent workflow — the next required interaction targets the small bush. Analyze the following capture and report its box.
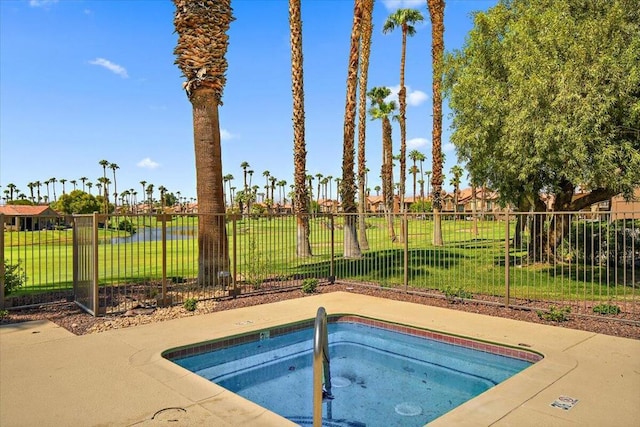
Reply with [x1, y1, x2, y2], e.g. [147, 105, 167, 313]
[537, 306, 571, 322]
[183, 298, 197, 312]
[2, 259, 27, 295]
[301, 278, 319, 294]
[444, 286, 473, 302]
[593, 304, 621, 315]
[118, 219, 136, 234]
[0, 309, 9, 320]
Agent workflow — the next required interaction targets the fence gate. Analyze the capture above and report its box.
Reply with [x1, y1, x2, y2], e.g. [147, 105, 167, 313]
[73, 214, 99, 315]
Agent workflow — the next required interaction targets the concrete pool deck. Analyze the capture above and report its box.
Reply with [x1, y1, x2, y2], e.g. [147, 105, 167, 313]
[1, 291, 638, 426]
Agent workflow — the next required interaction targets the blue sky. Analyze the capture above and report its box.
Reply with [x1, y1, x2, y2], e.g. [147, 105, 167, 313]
[0, 0, 496, 202]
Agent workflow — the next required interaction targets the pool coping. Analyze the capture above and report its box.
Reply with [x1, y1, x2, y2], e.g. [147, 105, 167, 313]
[1, 291, 639, 426]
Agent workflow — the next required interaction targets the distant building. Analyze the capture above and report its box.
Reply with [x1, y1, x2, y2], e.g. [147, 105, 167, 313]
[0, 205, 61, 231]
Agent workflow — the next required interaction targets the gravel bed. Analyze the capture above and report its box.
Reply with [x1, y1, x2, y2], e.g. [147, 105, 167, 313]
[2, 284, 638, 339]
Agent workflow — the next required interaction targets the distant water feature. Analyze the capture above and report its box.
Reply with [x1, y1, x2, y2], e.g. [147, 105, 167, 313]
[112, 226, 195, 244]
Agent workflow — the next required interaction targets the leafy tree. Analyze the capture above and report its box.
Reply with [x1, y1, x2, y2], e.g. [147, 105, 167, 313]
[445, 0, 640, 258]
[53, 190, 101, 214]
[7, 199, 34, 206]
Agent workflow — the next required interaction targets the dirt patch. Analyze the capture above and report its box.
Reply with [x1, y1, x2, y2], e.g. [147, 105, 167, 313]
[2, 284, 638, 339]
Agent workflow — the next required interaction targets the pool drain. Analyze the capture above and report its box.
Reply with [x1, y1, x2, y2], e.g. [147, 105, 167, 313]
[395, 402, 422, 416]
[331, 376, 352, 388]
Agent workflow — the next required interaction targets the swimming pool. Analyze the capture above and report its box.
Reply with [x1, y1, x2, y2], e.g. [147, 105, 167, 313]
[165, 315, 541, 426]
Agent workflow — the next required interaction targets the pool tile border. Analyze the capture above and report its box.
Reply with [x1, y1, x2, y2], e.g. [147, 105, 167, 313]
[163, 314, 543, 363]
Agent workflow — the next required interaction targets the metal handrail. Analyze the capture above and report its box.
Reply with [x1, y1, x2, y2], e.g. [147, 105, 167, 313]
[313, 307, 332, 427]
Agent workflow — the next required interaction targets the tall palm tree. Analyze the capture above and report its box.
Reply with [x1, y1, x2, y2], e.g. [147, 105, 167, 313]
[427, 0, 445, 245]
[139, 180, 147, 207]
[340, 0, 364, 258]
[110, 163, 119, 208]
[315, 173, 323, 207]
[357, 0, 374, 251]
[374, 185, 381, 196]
[59, 178, 67, 195]
[49, 177, 57, 202]
[158, 185, 167, 211]
[79, 177, 88, 192]
[44, 179, 51, 204]
[383, 8, 424, 219]
[86, 181, 92, 196]
[240, 161, 250, 193]
[450, 164, 464, 215]
[27, 182, 36, 203]
[6, 183, 17, 201]
[409, 165, 420, 200]
[174, 0, 233, 285]
[306, 174, 314, 214]
[369, 86, 398, 241]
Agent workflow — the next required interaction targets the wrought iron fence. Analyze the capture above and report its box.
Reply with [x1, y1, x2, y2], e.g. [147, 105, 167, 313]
[1, 211, 638, 323]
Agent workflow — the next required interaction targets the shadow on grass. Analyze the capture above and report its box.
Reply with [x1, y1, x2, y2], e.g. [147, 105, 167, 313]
[295, 248, 469, 281]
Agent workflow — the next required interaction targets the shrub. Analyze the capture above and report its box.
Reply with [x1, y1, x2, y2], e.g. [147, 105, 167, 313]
[117, 219, 136, 234]
[0, 309, 8, 320]
[301, 278, 319, 294]
[2, 259, 26, 295]
[536, 306, 571, 322]
[593, 304, 621, 315]
[183, 298, 197, 312]
[444, 286, 473, 302]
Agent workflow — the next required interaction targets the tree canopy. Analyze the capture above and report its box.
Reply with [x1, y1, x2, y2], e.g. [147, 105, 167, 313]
[445, 0, 640, 211]
[53, 190, 101, 214]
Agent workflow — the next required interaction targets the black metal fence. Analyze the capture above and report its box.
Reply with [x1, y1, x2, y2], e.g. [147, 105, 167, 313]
[1, 211, 638, 324]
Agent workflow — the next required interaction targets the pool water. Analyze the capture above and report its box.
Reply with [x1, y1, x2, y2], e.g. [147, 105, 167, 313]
[170, 320, 537, 426]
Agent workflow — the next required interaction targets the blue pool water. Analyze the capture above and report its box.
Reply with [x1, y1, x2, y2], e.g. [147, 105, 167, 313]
[171, 321, 534, 426]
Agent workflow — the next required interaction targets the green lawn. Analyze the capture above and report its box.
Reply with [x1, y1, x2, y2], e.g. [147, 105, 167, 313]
[3, 214, 637, 303]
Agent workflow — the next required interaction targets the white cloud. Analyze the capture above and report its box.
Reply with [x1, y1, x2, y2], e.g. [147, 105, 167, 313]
[137, 158, 160, 170]
[443, 142, 456, 153]
[382, 0, 424, 11]
[407, 137, 429, 149]
[386, 85, 428, 107]
[29, 0, 58, 7]
[220, 128, 236, 141]
[89, 58, 129, 78]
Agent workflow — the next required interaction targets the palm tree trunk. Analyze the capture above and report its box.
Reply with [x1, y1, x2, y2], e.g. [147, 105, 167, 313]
[191, 88, 229, 284]
[289, 0, 312, 257]
[357, 0, 373, 251]
[340, 0, 363, 258]
[428, 0, 445, 246]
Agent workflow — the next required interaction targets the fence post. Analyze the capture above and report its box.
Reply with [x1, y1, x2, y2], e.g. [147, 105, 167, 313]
[0, 213, 5, 309]
[92, 212, 100, 315]
[330, 214, 335, 280]
[403, 214, 409, 292]
[159, 214, 168, 305]
[232, 214, 238, 297]
[72, 215, 78, 298]
[505, 214, 511, 308]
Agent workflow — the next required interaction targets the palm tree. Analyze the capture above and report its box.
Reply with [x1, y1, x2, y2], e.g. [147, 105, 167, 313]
[369, 86, 397, 241]
[450, 165, 464, 216]
[109, 163, 119, 208]
[306, 174, 314, 214]
[44, 179, 51, 203]
[146, 184, 154, 212]
[356, 0, 374, 250]
[240, 161, 250, 193]
[315, 173, 323, 207]
[27, 182, 36, 203]
[409, 149, 426, 200]
[427, 0, 445, 245]
[139, 180, 147, 209]
[59, 178, 67, 195]
[49, 177, 57, 202]
[409, 165, 420, 201]
[6, 183, 17, 202]
[277, 180, 287, 204]
[374, 185, 381, 196]
[79, 177, 88, 192]
[339, 0, 365, 258]
[223, 174, 234, 207]
[158, 185, 167, 211]
[173, 0, 233, 285]
[383, 8, 424, 219]
[86, 181, 92, 196]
